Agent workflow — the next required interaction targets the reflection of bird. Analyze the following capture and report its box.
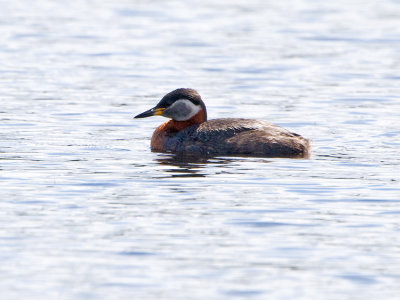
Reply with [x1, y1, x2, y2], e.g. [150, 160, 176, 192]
[135, 88, 310, 158]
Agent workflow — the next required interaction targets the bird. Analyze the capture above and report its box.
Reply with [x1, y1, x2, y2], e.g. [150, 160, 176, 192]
[134, 88, 310, 158]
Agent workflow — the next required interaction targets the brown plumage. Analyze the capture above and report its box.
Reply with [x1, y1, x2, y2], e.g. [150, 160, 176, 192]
[135, 88, 310, 158]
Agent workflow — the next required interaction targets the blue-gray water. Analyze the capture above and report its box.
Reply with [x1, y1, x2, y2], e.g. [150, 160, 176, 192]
[1, 0, 400, 299]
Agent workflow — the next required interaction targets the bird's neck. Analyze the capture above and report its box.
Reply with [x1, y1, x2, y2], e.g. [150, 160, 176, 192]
[150, 109, 206, 151]
[170, 109, 207, 131]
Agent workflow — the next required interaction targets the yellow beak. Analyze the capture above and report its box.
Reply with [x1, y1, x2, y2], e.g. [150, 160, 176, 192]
[134, 107, 165, 118]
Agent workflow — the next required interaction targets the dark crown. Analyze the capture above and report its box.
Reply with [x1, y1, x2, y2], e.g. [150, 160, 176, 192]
[156, 88, 202, 108]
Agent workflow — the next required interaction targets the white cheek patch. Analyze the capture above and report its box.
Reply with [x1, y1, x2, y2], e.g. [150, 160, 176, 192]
[165, 99, 201, 121]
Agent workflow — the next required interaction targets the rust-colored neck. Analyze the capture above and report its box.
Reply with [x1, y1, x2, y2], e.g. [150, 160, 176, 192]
[150, 109, 206, 151]
[170, 109, 206, 131]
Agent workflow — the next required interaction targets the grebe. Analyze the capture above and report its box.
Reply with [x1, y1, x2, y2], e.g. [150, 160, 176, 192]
[134, 88, 310, 158]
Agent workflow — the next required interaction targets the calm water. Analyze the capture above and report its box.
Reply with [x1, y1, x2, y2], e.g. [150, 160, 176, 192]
[1, 0, 400, 299]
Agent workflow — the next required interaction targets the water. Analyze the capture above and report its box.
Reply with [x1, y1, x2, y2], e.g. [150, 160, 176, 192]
[1, 0, 400, 299]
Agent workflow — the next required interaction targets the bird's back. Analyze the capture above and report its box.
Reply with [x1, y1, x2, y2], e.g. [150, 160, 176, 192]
[163, 118, 310, 157]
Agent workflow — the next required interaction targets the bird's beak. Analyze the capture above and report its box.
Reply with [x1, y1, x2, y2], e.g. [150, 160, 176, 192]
[134, 107, 165, 118]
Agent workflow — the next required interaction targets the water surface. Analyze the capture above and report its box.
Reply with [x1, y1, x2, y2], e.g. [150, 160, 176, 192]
[1, 0, 400, 299]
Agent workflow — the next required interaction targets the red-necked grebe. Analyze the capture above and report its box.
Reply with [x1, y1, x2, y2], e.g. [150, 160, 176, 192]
[134, 88, 310, 158]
